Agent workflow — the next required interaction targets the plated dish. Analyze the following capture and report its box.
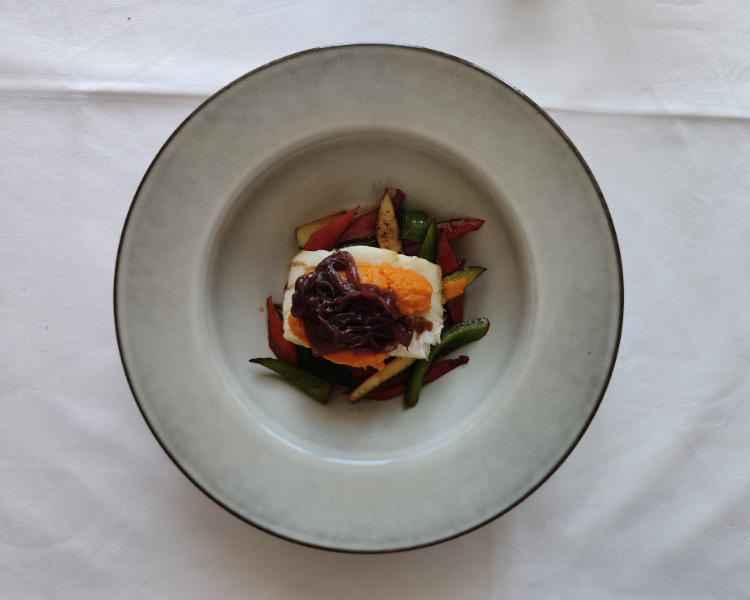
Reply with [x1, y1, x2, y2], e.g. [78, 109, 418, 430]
[251, 189, 490, 407]
[115, 44, 623, 552]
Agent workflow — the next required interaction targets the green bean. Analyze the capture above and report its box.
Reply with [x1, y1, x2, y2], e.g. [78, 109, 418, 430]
[404, 318, 490, 408]
[417, 219, 438, 262]
[250, 358, 333, 404]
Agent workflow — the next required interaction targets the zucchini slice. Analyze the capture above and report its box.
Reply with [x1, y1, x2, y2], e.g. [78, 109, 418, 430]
[442, 267, 486, 301]
[348, 357, 416, 402]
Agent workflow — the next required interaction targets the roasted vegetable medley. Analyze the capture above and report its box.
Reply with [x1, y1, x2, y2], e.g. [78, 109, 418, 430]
[250, 188, 490, 408]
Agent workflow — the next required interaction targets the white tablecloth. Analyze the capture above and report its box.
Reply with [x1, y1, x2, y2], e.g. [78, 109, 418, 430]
[3, 2, 749, 598]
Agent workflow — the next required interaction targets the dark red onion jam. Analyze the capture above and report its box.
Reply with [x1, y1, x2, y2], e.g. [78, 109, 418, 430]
[291, 251, 414, 356]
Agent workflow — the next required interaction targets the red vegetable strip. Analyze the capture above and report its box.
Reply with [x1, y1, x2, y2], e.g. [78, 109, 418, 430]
[337, 190, 406, 244]
[435, 230, 460, 276]
[446, 294, 464, 326]
[366, 366, 410, 394]
[402, 239, 422, 256]
[345, 364, 376, 386]
[437, 218, 485, 243]
[337, 210, 377, 243]
[391, 189, 405, 210]
[304, 206, 359, 251]
[266, 296, 298, 363]
[364, 355, 470, 400]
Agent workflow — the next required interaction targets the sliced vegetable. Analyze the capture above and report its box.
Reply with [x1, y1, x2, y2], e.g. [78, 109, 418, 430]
[296, 346, 357, 387]
[295, 210, 346, 248]
[348, 357, 416, 402]
[434, 318, 490, 358]
[364, 355, 470, 400]
[266, 296, 298, 363]
[375, 190, 403, 253]
[335, 206, 379, 244]
[399, 210, 430, 242]
[345, 364, 376, 386]
[336, 236, 379, 249]
[437, 218, 485, 243]
[391, 188, 405, 209]
[435, 230, 460, 276]
[442, 267, 486, 301]
[250, 358, 333, 404]
[442, 266, 486, 286]
[402, 239, 422, 256]
[304, 206, 360, 251]
[417, 219, 438, 262]
[405, 318, 490, 408]
[442, 267, 484, 323]
[336, 190, 405, 244]
[445, 294, 464, 326]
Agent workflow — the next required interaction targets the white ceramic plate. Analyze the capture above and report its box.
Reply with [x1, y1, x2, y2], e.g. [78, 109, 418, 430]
[115, 44, 622, 552]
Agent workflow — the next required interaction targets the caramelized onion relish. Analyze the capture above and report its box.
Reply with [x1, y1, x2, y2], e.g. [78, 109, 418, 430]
[290, 251, 414, 356]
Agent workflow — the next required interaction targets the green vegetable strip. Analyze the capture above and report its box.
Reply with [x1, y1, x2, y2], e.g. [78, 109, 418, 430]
[348, 356, 416, 402]
[399, 210, 430, 242]
[404, 318, 490, 408]
[336, 236, 379, 249]
[250, 358, 333, 404]
[417, 220, 438, 262]
[442, 266, 486, 285]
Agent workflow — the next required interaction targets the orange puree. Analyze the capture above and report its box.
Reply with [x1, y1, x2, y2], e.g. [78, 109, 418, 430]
[323, 350, 389, 370]
[356, 263, 433, 316]
[287, 314, 389, 371]
[288, 314, 309, 343]
[442, 277, 468, 301]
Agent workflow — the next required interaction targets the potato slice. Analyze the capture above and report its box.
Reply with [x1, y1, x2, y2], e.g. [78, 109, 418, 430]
[375, 190, 403, 253]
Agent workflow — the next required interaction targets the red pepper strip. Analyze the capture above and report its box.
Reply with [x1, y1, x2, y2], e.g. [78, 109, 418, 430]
[391, 189, 405, 210]
[266, 296, 298, 363]
[446, 294, 464, 326]
[345, 365, 376, 386]
[435, 230, 460, 276]
[336, 210, 377, 243]
[437, 218, 485, 243]
[402, 239, 422, 256]
[304, 205, 360, 251]
[364, 355, 470, 400]
[435, 232, 466, 321]
[336, 190, 406, 244]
